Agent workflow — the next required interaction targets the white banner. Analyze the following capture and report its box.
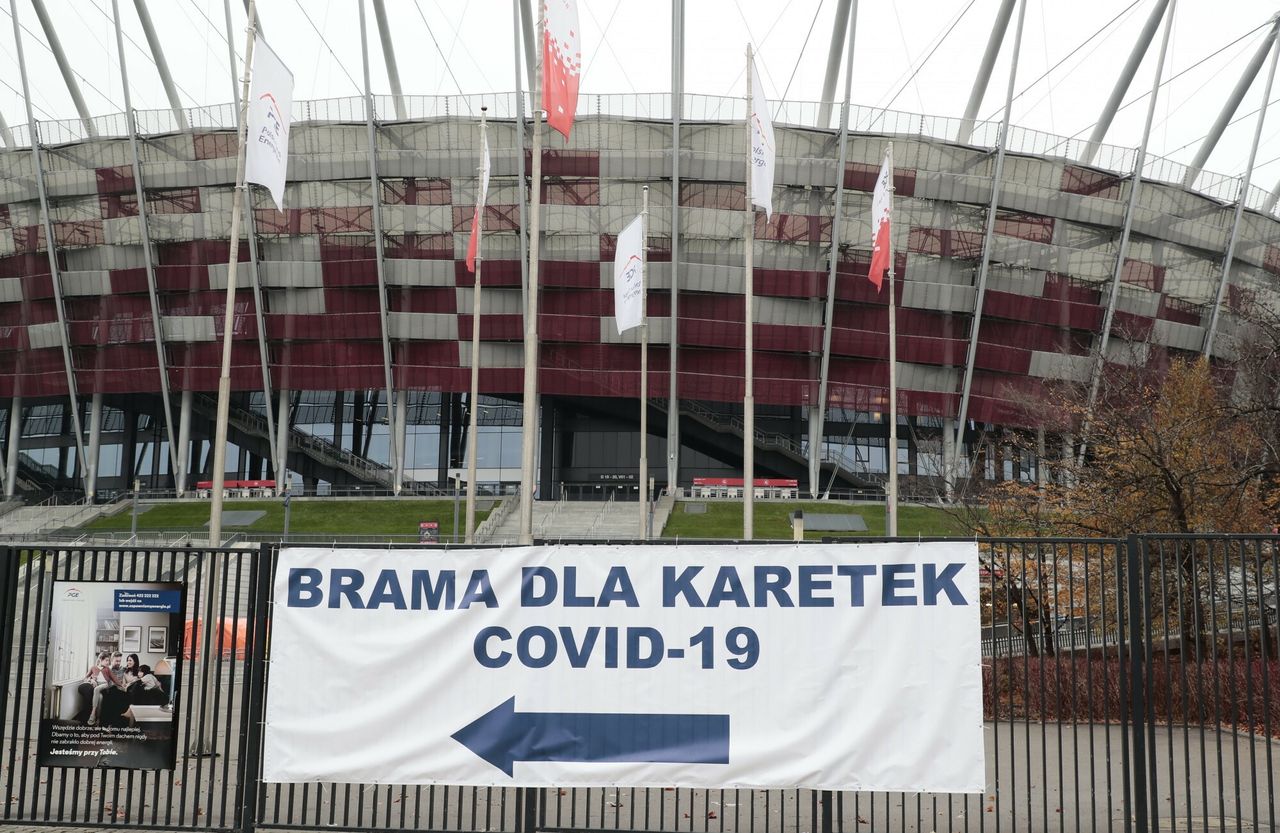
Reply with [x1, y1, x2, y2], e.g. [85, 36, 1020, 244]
[613, 214, 644, 333]
[264, 543, 984, 791]
[245, 38, 294, 211]
[749, 57, 775, 219]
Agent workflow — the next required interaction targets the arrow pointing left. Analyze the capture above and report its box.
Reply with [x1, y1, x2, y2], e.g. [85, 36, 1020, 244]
[451, 697, 731, 777]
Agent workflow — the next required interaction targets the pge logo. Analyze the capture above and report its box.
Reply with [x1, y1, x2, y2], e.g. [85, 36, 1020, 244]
[62, 586, 82, 599]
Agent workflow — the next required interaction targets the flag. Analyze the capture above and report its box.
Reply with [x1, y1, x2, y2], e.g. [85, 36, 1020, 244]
[613, 214, 644, 333]
[868, 153, 893, 290]
[465, 129, 491, 273]
[543, 0, 582, 140]
[749, 57, 776, 219]
[244, 38, 294, 212]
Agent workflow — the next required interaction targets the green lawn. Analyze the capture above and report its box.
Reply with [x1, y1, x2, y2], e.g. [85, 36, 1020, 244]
[82, 498, 491, 539]
[660, 501, 969, 540]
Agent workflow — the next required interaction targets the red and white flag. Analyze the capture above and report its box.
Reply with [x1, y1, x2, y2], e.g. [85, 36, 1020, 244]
[543, 0, 582, 140]
[867, 151, 892, 290]
[465, 129, 491, 273]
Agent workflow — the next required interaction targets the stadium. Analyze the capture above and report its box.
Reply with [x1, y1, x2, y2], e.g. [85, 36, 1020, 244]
[1, 0, 1278, 509]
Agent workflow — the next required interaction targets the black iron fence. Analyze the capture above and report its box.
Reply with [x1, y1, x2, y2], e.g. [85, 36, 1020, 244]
[1, 536, 1276, 833]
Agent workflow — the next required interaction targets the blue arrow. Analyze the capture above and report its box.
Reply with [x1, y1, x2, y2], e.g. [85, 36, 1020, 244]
[451, 697, 730, 777]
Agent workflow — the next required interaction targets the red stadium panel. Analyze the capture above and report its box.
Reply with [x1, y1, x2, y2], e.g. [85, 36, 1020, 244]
[382, 178, 452, 205]
[523, 149, 600, 177]
[390, 287, 458, 314]
[1156, 296, 1202, 326]
[755, 268, 823, 299]
[844, 162, 917, 197]
[1060, 165, 1124, 199]
[1121, 259, 1165, 292]
[454, 259, 522, 287]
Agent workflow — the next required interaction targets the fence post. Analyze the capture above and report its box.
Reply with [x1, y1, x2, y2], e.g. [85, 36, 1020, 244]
[239, 544, 274, 833]
[819, 790, 834, 833]
[0, 547, 18, 741]
[1125, 534, 1150, 833]
[517, 787, 541, 833]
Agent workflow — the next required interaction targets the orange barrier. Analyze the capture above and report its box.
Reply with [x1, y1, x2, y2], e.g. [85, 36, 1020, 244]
[182, 618, 250, 660]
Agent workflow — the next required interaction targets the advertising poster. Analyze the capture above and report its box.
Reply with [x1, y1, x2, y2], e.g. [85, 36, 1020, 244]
[264, 542, 984, 791]
[38, 581, 185, 769]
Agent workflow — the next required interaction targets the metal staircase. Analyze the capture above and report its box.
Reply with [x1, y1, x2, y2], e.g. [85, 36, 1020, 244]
[190, 394, 413, 491]
[651, 399, 868, 492]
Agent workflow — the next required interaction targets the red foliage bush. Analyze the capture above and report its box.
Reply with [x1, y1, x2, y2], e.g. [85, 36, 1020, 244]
[983, 656, 1279, 736]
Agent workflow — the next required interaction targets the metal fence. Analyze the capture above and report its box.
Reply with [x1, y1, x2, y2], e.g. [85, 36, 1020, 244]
[0, 545, 268, 831]
[2, 536, 1277, 833]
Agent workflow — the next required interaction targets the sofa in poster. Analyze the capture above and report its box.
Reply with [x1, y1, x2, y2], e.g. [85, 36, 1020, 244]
[37, 580, 185, 770]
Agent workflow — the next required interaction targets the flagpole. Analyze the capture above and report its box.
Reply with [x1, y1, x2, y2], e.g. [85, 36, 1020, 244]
[465, 107, 488, 544]
[743, 44, 756, 542]
[209, 0, 257, 547]
[885, 143, 898, 538]
[638, 185, 650, 539]
[195, 0, 255, 757]
[518, 4, 545, 545]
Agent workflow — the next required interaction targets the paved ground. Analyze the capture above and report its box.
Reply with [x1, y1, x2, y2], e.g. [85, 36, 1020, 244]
[2, 721, 1275, 832]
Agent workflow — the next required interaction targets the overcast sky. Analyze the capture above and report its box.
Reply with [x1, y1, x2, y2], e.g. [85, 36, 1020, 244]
[4, 1, 1280, 187]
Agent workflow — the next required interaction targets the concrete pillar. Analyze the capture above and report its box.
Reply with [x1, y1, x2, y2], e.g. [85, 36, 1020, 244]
[436, 393, 451, 489]
[4, 397, 20, 499]
[151, 428, 163, 487]
[941, 417, 956, 501]
[394, 390, 408, 490]
[176, 389, 192, 496]
[539, 397, 556, 501]
[86, 392, 102, 501]
[275, 388, 289, 495]
[333, 390, 344, 447]
[1036, 426, 1047, 488]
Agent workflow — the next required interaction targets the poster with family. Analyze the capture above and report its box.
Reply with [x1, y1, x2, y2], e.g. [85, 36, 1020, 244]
[37, 580, 185, 769]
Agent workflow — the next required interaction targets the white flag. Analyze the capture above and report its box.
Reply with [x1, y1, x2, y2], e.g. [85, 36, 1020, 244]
[749, 57, 776, 219]
[245, 38, 294, 212]
[613, 214, 644, 333]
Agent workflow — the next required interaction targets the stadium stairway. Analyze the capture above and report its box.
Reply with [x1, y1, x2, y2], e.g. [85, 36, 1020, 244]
[0, 499, 120, 537]
[188, 393, 423, 492]
[477, 494, 656, 543]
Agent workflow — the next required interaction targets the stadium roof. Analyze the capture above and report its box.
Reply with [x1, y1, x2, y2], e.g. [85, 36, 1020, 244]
[4, 0, 1280, 189]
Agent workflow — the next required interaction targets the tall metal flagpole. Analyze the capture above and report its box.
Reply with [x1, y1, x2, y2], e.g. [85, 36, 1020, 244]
[195, 0, 256, 757]
[465, 108, 489, 544]
[743, 45, 756, 542]
[885, 143, 898, 537]
[638, 185, 650, 539]
[209, 0, 258, 547]
[518, 5, 546, 544]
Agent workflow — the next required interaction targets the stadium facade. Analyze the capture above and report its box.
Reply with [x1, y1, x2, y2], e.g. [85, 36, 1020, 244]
[0, 91, 1276, 501]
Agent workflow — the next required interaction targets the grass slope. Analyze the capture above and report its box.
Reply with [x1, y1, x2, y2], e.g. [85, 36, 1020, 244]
[83, 498, 489, 539]
[660, 501, 968, 540]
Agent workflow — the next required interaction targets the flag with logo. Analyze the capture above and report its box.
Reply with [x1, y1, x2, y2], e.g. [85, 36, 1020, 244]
[245, 38, 294, 211]
[543, 0, 582, 140]
[613, 214, 644, 333]
[465, 129, 492, 273]
[749, 57, 776, 219]
[868, 152, 893, 290]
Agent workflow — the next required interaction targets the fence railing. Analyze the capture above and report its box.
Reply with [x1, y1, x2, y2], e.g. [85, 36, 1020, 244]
[1, 535, 1274, 833]
[7, 91, 1276, 214]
